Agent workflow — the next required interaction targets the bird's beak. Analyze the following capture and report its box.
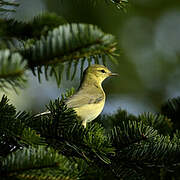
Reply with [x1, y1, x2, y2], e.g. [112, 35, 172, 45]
[110, 72, 119, 76]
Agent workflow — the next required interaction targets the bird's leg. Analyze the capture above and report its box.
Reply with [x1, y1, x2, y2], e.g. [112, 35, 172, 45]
[82, 121, 86, 128]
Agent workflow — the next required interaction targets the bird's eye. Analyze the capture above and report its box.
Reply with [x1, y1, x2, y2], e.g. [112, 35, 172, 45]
[100, 70, 106, 73]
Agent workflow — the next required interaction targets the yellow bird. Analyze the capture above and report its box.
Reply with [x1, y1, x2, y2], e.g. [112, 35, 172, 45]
[36, 64, 118, 128]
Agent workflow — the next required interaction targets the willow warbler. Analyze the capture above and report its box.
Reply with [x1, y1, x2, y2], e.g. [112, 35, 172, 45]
[36, 64, 118, 128]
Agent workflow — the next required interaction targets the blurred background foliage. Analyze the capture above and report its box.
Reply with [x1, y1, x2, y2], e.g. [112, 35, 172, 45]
[1, 0, 180, 116]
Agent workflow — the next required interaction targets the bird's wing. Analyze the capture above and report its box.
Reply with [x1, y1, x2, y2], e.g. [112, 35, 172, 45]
[65, 92, 104, 108]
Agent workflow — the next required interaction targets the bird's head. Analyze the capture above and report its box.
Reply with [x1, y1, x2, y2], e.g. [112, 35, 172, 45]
[84, 64, 118, 84]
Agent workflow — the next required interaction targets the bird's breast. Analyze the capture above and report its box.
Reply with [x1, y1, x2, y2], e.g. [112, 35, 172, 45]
[74, 99, 105, 123]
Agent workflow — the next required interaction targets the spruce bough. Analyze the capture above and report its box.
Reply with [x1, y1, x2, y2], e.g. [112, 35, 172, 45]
[1, 95, 180, 179]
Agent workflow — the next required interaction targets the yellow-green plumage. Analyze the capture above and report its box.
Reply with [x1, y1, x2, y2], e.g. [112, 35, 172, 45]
[35, 64, 118, 128]
[65, 64, 117, 127]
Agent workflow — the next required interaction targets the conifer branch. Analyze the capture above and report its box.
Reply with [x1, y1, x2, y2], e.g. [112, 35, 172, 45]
[0, 146, 80, 179]
[22, 23, 118, 68]
[161, 97, 180, 131]
[0, 96, 44, 157]
[110, 121, 157, 149]
[0, 49, 27, 91]
[1, 95, 180, 179]
[99, 108, 180, 178]
[110, 129, 180, 178]
[0, 0, 19, 12]
[0, 13, 67, 40]
[30, 98, 114, 164]
[161, 97, 180, 120]
[110, 0, 128, 10]
[138, 113, 173, 135]
[20, 23, 118, 84]
[119, 134, 180, 167]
